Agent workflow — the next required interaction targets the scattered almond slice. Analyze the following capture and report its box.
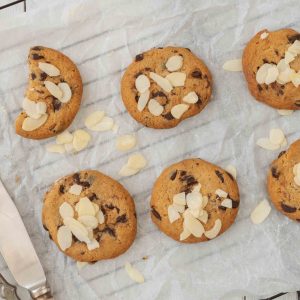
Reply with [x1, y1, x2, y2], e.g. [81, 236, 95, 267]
[127, 153, 147, 170]
[92, 203, 99, 214]
[125, 262, 145, 284]
[96, 210, 105, 224]
[84, 111, 105, 129]
[183, 211, 204, 237]
[220, 198, 232, 208]
[173, 192, 186, 206]
[116, 134, 137, 151]
[119, 165, 139, 177]
[148, 99, 164, 116]
[46, 144, 65, 154]
[186, 192, 202, 210]
[222, 59, 242, 72]
[44, 80, 63, 99]
[64, 143, 74, 153]
[22, 114, 48, 131]
[168, 205, 180, 223]
[57, 225, 72, 251]
[165, 55, 183, 72]
[171, 104, 189, 119]
[256, 138, 280, 151]
[135, 74, 150, 93]
[90, 117, 114, 131]
[204, 219, 222, 239]
[165, 72, 186, 87]
[197, 210, 208, 224]
[277, 109, 293, 116]
[225, 165, 237, 179]
[76, 197, 95, 217]
[260, 32, 269, 39]
[56, 130, 73, 144]
[284, 51, 296, 64]
[215, 189, 228, 198]
[73, 129, 91, 152]
[137, 90, 150, 112]
[63, 217, 90, 243]
[68, 184, 82, 196]
[172, 203, 185, 213]
[78, 215, 98, 229]
[149, 72, 172, 93]
[87, 239, 99, 251]
[76, 261, 88, 270]
[59, 202, 74, 219]
[179, 227, 191, 241]
[250, 199, 271, 224]
[38, 62, 60, 76]
[183, 91, 198, 104]
[269, 128, 285, 145]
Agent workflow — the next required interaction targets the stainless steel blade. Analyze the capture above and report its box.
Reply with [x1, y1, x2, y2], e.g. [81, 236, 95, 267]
[0, 179, 46, 291]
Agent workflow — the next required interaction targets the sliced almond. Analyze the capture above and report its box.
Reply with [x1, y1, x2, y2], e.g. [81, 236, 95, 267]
[293, 163, 300, 176]
[119, 164, 139, 177]
[183, 91, 198, 104]
[68, 184, 82, 196]
[73, 129, 91, 152]
[93, 203, 100, 214]
[96, 210, 105, 224]
[165, 72, 186, 87]
[84, 111, 105, 129]
[294, 175, 300, 186]
[46, 144, 65, 154]
[171, 104, 189, 119]
[76, 261, 88, 270]
[38, 62, 60, 76]
[222, 59, 242, 72]
[22, 114, 48, 131]
[202, 195, 208, 208]
[256, 63, 273, 84]
[192, 184, 201, 193]
[116, 135, 137, 151]
[189, 208, 202, 218]
[87, 239, 100, 251]
[36, 102, 47, 115]
[56, 130, 73, 145]
[63, 217, 90, 243]
[76, 197, 95, 217]
[265, 65, 279, 84]
[124, 262, 145, 283]
[135, 74, 150, 93]
[64, 143, 74, 153]
[148, 99, 164, 116]
[269, 128, 285, 145]
[186, 192, 202, 210]
[197, 210, 208, 224]
[149, 72, 172, 93]
[57, 82, 72, 103]
[225, 165, 237, 179]
[168, 205, 181, 223]
[220, 198, 232, 208]
[44, 80, 63, 99]
[260, 32, 269, 39]
[22, 98, 42, 119]
[127, 153, 147, 170]
[179, 227, 191, 241]
[256, 138, 280, 151]
[291, 72, 300, 88]
[284, 51, 296, 64]
[89, 117, 114, 131]
[288, 40, 300, 55]
[204, 219, 222, 239]
[183, 211, 204, 238]
[57, 225, 72, 251]
[277, 67, 293, 84]
[78, 215, 98, 229]
[277, 109, 293, 116]
[165, 55, 183, 72]
[277, 59, 289, 72]
[137, 90, 150, 112]
[250, 199, 271, 224]
[215, 189, 228, 198]
[172, 203, 185, 213]
[59, 202, 74, 219]
[173, 192, 186, 206]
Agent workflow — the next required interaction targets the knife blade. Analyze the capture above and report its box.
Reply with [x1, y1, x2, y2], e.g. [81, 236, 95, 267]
[0, 179, 53, 299]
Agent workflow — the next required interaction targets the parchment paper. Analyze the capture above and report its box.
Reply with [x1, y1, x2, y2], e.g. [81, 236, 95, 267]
[1, 0, 300, 299]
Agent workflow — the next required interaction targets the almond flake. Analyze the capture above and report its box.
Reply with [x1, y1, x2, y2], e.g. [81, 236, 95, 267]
[293, 163, 300, 176]
[256, 63, 273, 84]
[197, 210, 208, 224]
[189, 208, 202, 218]
[127, 153, 147, 170]
[57, 225, 72, 251]
[165, 55, 183, 72]
[56, 130, 73, 144]
[59, 202, 74, 219]
[277, 59, 289, 72]
[57, 82, 72, 103]
[186, 192, 202, 210]
[96, 210, 105, 224]
[269, 128, 285, 145]
[277, 67, 293, 84]
[215, 189, 228, 198]
[284, 51, 296, 64]
[260, 32, 269, 39]
[165, 72, 186, 87]
[137, 90, 150, 112]
[202, 195, 208, 208]
[68, 184, 82, 196]
[135, 74, 150, 93]
[87, 239, 99, 251]
[294, 175, 300, 186]
[192, 184, 201, 193]
[116, 134, 137, 151]
[220, 198, 232, 208]
[171, 104, 189, 119]
[78, 215, 98, 229]
[288, 40, 300, 55]
[277, 109, 293, 116]
[36, 102, 47, 115]
[73, 129, 91, 152]
[265, 65, 279, 84]
[149, 72, 172, 93]
[38, 62, 60, 76]
[222, 59, 242, 72]
[125, 262, 145, 283]
[172, 203, 185, 213]
[84, 111, 105, 129]
[119, 164, 139, 177]
[225, 165, 237, 179]
[179, 227, 191, 241]
[204, 219, 222, 239]
[76, 261, 88, 270]
[291, 72, 300, 87]
[22, 98, 44, 119]
[173, 192, 186, 206]
[168, 205, 180, 223]
[93, 203, 100, 214]
[63, 217, 90, 243]
[44, 80, 63, 99]
[46, 144, 65, 154]
[22, 114, 48, 131]
[76, 197, 95, 217]
[148, 99, 164, 116]
[250, 199, 271, 224]
[256, 138, 280, 151]
[183, 211, 204, 238]
[183, 91, 198, 104]
[89, 117, 114, 131]
[64, 143, 74, 153]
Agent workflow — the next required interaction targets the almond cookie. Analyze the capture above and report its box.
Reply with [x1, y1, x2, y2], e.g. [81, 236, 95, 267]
[150, 158, 240, 243]
[42, 170, 137, 262]
[267, 139, 300, 221]
[121, 47, 212, 129]
[243, 28, 300, 109]
[15, 46, 83, 139]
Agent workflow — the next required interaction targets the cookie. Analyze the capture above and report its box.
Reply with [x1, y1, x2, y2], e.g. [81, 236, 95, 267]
[242, 28, 300, 110]
[15, 46, 83, 139]
[121, 47, 212, 129]
[42, 170, 137, 262]
[150, 158, 240, 243]
[267, 139, 300, 221]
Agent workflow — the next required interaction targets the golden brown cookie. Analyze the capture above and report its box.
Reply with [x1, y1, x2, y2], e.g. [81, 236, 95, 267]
[267, 139, 300, 221]
[150, 158, 240, 243]
[16, 46, 83, 139]
[42, 170, 137, 262]
[242, 28, 300, 109]
[121, 47, 212, 129]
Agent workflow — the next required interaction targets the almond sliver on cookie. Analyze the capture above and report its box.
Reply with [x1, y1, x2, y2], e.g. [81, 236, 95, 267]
[96, 210, 105, 224]
[173, 192, 186, 206]
[22, 114, 48, 131]
[183, 91, 198, 104]
[87, 239, 100, 251]
[197, 210, 208, 224]
[78, 215, 98, 229]
[165, 72, 186, 87]
[44, 80, 63, 99]
[22, 98, 42, 119]
[38, 62, 60, 76]
[225, 165, 237, 179]
[57, 225, 72, 251]
[135, 74, 150, 93]
[294, 175, 300, 186]
[215, 188, 228, 198]
[165, 55, 183, 72]
[220, 198, 232, 208]
[58, 82, 72, 103]
[59, 202, 74, 219]
[148, 99, 164, 116]
[256, 63, 273, 84]
[222, 59, 242, 72]
[76, 197, 96, 217]
[168, 205, 180, 223]
[137, 90, 150, 112]
[84, 111, 105, 129]
[68, 184, 82, 196]
[116, 134, 137, 151]
[125, 262, 145, 283]
[179, 227, 191, 241]
[250, 199, 271, 224]
[149, 72, 173, 93]
[171, 104, 189, 119]
[63, 217, 90, 243]
[204, 219, 222, 239]
[183, 211, 204, 238]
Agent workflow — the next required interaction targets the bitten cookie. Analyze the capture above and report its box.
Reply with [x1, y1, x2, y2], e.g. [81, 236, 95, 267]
[267, 139, 300, 221]
[242, 28, 300, 109]
[42, 170, 137, 262]
[15, 46, 83, 139]
[150, 158, 239, 243]
[121, 47, 212, 129]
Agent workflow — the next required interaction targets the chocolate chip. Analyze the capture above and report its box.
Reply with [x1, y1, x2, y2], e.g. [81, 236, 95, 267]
[257, 84, 263, 92]
[59, 185, 65, 194]
[32, 46, 42, 51]
[135, 72, 143, 78]
[162, 112, 174, 120]
[271, 167, 280, 179]
[135, 95, 139, 102]
[73, 173, 80, 184]
[80, 251, 85, 255]
[278, 150, 286, 158]
[135, 53, 144, 61]
[80, 181, 91, 188]
[170, 170, 178, 181]
[231, 200, 239, 208]
[152, 91, 166, 98]
[43, 224, 48, 231]
[278, 89, 284, 95]
[218, 205, 227, 211]
[226, 171, 234, 181]
[157, 47, 164, 49]
[185, 48, 191, 51]
[275, 49, 279, 56]
[32, 53, 44, 60]
[40, 72, 47, 81]
[215, 170, 224, 183]
[49, 233, 53, 240]
[151, 207, 161, 220]
[281, 203, 296, 213]
[116, 214, 127, 223]
[52, 98, 61, 111]
[288, 34, 300, 43]
[191, 70, 202, 78]
[180, 170, 187, 177]
[295, 100, 300, 107]
[31, 73, 36, 80]
[262, 58, 269, 64]
[103, 227, 116, 237]
[88, 193, 98, 201]
[105, 203, 120, 214]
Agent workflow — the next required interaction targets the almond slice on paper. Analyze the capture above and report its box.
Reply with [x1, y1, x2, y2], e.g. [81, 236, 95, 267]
[197, 210, 208, 224]
[38, 62, 60, 76]
[168, 205, 180, 223]
[44, 80, 63, 99]
[73, 129, 91, 152]
[225, 165, 237, 179]
[76, 197, 96, 217]
[148, 99, 164, 116]
[204, 219, 222, 239]
[137, 90, 150, 112]
[112, 123, 119, 133]
[250, 199, 271, 224]
[277, 109, 293, 116]
[215, 189, 228, 198]
[165, 72, 186, 87]
[179, 227, 191, 241]
[127, 153, 147, 170]
[22, 114, 48, 131]
[64, 142, 74, 153]
[269, 128, 285, 145]
[135, 74, 150, 93]
[256, 138, 280, 151]
[220, 198, 232, 208]
[63, 217, 90, 243]
[149, 72, 172, 93]
[89, 117, 114, 131]
[58, 82, 72, 103]
[172, 203, 185, 213]
[96, 210, 105, 224]
[76, 261, 88, 270]
[68, 184, 82, 196]
[57, 225, 72, 251]
[59, 202, 74, 219]
[119, 164, 139, 177]
[186, 192, 202, 210]
[78, 215, 98, 229]
[222, 59, 242, 72]
[84, 111, 105, 129]
[171, 103, 189, 119]
[183, 211, 204, 238]
[260, 32, 269, 39]
[173, 192, 186, 206]
[116, 134, 137, 151]
[183, 91, 198, 104]
[124, 262, 145, 283]
[87, 239, 100, 251]
[165, 55, 183, 72]
[46, 144, 65, 154]
[56, 130, 73, 144]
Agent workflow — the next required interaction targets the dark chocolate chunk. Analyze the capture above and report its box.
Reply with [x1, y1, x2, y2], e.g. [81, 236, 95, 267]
[88, 193, 98, 201]
[31, 73, 36, 80]
[218, 205, 227, 211]
[32, 46, 42, 51]
[151, 207, 161, 220]
[40, 72, 47, 81]
[52, 98, 62, 111]
[185, 48, 191, 51]
[262, 58, 269, 64]
[43, 224, 48, 231]
[170, 170, 178, 181]
[59, 185, 65, 194]
[191, 70, 202, 78]
[295, 100, 300, 107]
[257, 84, 263, 92]
[288, 34, 300, 44]
[180, 170, 187, 177]
[116, 214, 127, 224]
[281, 203, 296, 213]
[278, 151, 286, 158]
[73, 173, 80, 184]
[135, 72, 143, 78]
[49, 233, 53, 240]
[162, 112, 174, 120]
[152, 91, 166, 98]
[105, 203, 120, 214]
[32, 53, 44, 60]
[103, 227, 116, 237]
[80, 181, 91, 188]
[157, 47, 164, 49]
[271, 167, 280, 179]
[226, 171, 234, 181]
[135, 95, 139, 102]
[215, 170, 224, 183]
[135, 53, 144, 61]
[275, 49, 279, 56]
[231, 199, 239, 208]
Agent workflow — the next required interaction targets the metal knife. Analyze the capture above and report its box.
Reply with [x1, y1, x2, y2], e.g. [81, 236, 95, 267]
[0, 179, 53, 299]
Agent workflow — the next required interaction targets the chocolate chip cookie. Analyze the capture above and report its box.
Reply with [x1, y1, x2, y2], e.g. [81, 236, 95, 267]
[150, 158, 240, 243]
[267, 139, 300, 221]
[15, 46, 83, 139]
[242, 28, 300, 109]
[42, 170, 137, 262]
[121, 47, 212, 129]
